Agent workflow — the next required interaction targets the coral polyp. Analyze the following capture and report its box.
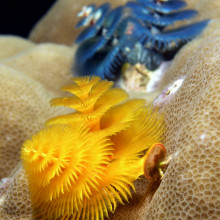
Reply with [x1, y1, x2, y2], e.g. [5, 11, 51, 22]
[21, 76, 164, 220]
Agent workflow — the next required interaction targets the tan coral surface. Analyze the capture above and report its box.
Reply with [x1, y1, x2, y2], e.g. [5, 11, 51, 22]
[0, 65, 70, 181]
[0, 164, 33, 220]
[145, 33, 220, 220]
[110, 29, 220, 220]
[0, 36, 34, 60]
[157, 19, 220, 90]
[188, 0, 220, 21]
[1, 1, 220, 218]
[1, 43, 74, 96]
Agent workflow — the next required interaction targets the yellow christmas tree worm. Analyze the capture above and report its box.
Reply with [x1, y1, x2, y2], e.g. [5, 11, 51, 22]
[21, 76, 164, 220]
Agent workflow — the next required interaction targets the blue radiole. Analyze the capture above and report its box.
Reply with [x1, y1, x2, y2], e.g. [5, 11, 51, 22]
[73, 0, 209, 80]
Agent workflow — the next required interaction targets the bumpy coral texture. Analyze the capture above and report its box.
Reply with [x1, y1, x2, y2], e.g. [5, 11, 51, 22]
[1, 43, 74, 96]
[0, 38, 72, 220]
[1, 25, 220, 220]
[146, 33, 220, 220]
[157, 20, 220, 90]
[0, 164, 33, 220]
[186, 0, 220, 20]
[0, 36, 34, 60]
[21, 76, 164, 220]
[110, 30, 220, 220]
[0, 65, 70, 181]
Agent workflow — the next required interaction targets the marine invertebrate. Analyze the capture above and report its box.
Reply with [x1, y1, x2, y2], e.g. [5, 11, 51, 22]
[73, 0, 209, 80]
[21, 76, 164, 220]
[143, 143, 172, 180]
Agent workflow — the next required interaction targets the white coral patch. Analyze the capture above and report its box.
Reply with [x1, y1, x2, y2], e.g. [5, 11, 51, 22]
[153, 76, 185, 108]
[146, 61, 171, 92]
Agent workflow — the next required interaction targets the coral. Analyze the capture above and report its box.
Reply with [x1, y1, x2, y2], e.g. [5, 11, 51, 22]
[0, 36, 34, 60]
[109, 27, 220, 220]
[74, 0, 209, 79]
[21, 76, 164, 220]
[145, 32, 220, 220]
[0, 164, 33, 220]
[156, 20, 220, 90]
[1, 43, 74, 96]
[0, 37, 73, 219]
[185, 0, 220, 21]
[0, 7, 219, 217]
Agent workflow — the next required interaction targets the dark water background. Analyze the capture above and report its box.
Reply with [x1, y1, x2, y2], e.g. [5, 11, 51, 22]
[0, 0, 56, 37]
